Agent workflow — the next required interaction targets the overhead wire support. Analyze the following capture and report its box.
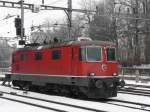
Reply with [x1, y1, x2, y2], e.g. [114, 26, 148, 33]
[67, 0, 72, 39]
[0, 0, 150, 21]
[96, 13, 150, 21]
[20, 0, 24, 41]
[0, 0, 95, 41]
[0, 0, 96, 13]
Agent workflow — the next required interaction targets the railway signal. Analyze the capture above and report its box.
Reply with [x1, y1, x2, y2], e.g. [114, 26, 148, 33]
[14, 16, 25, 44]
[0, 0, 96, 43]
[15, 17, 21, 36]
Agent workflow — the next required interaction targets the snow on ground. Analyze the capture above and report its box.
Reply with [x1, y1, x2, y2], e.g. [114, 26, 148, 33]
[125, 80, 150, 86]
[113, 93, 150, 108]
[123, 80, 150, 91]
[2, 93, 93, 112]
[118, 80, 150, 104]
[0, 98, 55, 112]
[0, 82, 149, 112]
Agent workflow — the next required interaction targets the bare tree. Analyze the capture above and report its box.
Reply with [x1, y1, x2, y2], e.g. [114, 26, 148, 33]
[0, 39, 13, 67]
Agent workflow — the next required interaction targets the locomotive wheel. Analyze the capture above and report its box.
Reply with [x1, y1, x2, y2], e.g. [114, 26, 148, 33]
[29, 85, 40, 92]
[18, 85, 24, 90]
[12, 80, 31, 90]
[78, 86, 89, 98]
[60, 86, 70, 96]
[70, 86, 79, 97]
[38, 86, 46, 93]
[12, 80, 17, 87]
[12, 80, 24, 90]
[53, 85, 61, 94]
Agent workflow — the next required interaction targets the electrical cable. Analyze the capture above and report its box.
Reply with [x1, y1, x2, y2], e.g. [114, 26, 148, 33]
[46, 0, 65, 5]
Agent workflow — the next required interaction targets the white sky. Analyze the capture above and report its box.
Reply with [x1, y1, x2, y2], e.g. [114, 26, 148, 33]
[0, 0, 98, 37]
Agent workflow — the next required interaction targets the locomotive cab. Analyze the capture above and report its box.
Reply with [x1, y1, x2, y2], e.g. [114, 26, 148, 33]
[78, 46, 118, 77]
[75, 45, 121, 98]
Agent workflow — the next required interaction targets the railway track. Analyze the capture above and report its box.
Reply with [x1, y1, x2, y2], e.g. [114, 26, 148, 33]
[108, 99, 150, 111]
[24, 88, 150, 111]
[119, 91, 150, 97]
[1, 83, 150, 112]
[124, 87, 150, 92]
[125, 84, 150, 89]
[0, 96, 66, 112]
[0, 90, 106, 112]
[119, 86, 150, 97]
[120, 87, 150, 93]
[0, 89, 149, 112]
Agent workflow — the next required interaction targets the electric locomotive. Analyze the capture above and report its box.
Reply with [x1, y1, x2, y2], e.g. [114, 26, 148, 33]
[10, 37, 124, 98]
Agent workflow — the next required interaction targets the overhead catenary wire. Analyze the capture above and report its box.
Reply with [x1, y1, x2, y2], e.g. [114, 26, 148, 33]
[0, 0, 150, 21]
[0, 0, 150, 37]
[46, 0, 65, 5]
[95, 13, 150, 21]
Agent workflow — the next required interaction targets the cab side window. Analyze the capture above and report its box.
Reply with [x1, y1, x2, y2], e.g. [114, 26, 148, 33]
[79, 48, 86, 61]
[52, 50, 61, 60]
[20, 53, 28, 61]
[35, 52, 42, 60]
[12, 54, 16, 63]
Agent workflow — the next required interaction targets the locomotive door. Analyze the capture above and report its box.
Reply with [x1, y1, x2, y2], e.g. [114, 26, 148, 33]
[71, 47, 79, 76]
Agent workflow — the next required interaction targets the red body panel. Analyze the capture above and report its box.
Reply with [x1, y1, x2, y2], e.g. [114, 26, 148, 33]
[12, 41, 118, 77]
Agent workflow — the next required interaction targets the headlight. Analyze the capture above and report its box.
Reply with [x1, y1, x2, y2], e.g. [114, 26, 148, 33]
[89, 73, 96, 76]
[113, 72, 117, 76]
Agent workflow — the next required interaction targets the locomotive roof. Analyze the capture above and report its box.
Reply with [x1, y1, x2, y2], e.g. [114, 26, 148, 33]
[16, 40, 116, 52]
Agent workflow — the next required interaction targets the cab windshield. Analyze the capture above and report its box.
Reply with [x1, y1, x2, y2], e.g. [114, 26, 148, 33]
[106, 48, 116, 61]
[80, 47, 101, 62]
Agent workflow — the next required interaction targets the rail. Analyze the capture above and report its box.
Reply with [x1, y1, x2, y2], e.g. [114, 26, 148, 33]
[119, 67, 150, 82]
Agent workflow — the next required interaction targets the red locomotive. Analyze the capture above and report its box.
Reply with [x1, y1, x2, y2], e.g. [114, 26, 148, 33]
[10, 38, 124, 98]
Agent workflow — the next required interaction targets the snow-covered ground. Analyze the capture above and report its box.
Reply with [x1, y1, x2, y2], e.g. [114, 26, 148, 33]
[0, 98, 55, 112]
[125, 80, 150, 86]
[0, 80, 150, 112]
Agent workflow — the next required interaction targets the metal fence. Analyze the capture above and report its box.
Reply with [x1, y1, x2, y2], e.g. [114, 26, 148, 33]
[119, 67, 150, 82]
[0, 68, 10, 76]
